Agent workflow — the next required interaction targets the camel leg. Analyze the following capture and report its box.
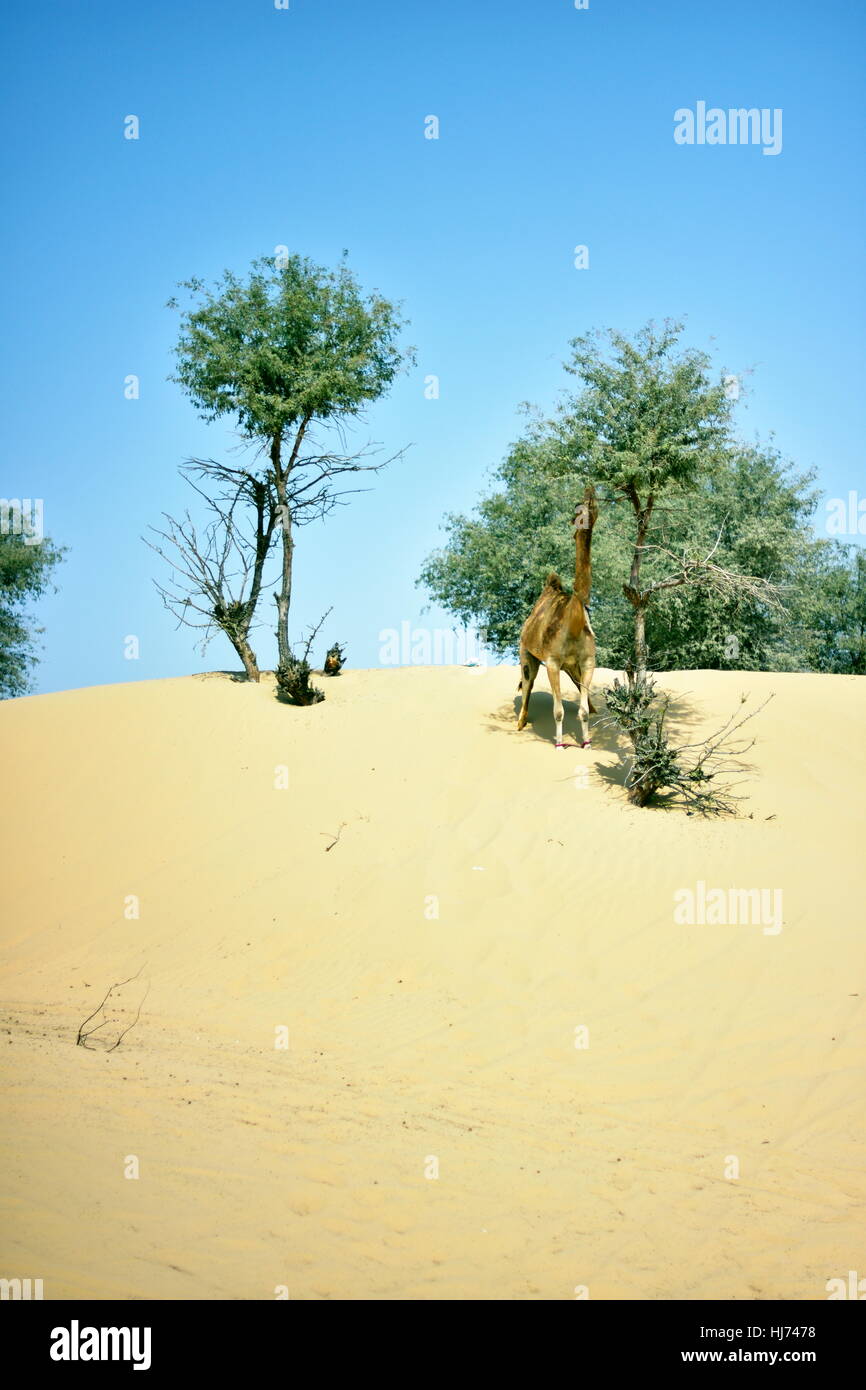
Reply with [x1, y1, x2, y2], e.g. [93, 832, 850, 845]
[577, 655, 596, 747]
[547, 661, 565, 748]
[516, 647, 540, 730]
[566, 666, 595, 715]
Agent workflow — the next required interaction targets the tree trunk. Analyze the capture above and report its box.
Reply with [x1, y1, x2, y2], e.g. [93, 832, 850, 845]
[633, 603, 648, 680]
[274, 493, 293, 669]
[623, 486, 654, 685]
[271, 422, 309, 668]
[271, 431, 293, 668]
[233, 636, 260, 683]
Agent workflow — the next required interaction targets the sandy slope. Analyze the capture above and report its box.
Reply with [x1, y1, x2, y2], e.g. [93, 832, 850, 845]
[0, 664, 863, 1301]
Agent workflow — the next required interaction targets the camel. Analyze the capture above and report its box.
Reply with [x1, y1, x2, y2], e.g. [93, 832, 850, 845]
[516, 486, 598, 749]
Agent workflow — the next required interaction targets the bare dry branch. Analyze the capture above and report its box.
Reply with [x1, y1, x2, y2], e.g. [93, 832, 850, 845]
[639, 531, 785, 611]
[77, 967, 149, 1051]
[299, 607, 333, 664]
[144, 459, 280, 678]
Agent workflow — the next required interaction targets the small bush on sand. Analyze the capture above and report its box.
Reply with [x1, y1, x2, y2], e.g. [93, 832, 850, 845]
[324, 641, 346, 675]
[275, 608, 332, 705]
[275, 654, 324, 706]
[603, 676, 771, 815]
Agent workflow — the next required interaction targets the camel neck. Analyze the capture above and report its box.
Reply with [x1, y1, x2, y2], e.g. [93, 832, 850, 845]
[574, 524, 593, 603]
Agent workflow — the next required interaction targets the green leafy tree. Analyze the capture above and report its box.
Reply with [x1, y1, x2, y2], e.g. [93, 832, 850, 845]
[0, 508, 64, 697]
[638, 443, 821, 671]
[558, 322, 782, 677]
[420, 326, 810, 676]
[791, 540, 866, 674]
[169, 253, 412, 669]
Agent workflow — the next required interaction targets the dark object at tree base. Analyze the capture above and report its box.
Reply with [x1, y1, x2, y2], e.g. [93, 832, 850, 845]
[324, 641, 346, 675]
[275, 655, 325, 705]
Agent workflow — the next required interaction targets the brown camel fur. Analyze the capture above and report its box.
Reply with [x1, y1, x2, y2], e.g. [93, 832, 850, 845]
[516, 486, 598, 748]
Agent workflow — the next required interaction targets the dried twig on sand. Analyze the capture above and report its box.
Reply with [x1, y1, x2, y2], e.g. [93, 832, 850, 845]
[76, 967, 150, 1051]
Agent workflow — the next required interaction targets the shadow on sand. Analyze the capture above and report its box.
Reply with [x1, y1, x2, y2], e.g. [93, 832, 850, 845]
[484, 677, 717, 803]
[193, 669, 330, 683]
[193, 669, 259, 684]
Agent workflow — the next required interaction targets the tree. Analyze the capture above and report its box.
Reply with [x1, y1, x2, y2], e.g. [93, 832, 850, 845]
[0, 507, 64, 698]
[636, 442, 818, 671]
[791, 539, 866, 674]
[169, 253, 412, 668]
[559, 322, 780, 678]
[420, 327, 810, 676]
[146, 459, 279, 681]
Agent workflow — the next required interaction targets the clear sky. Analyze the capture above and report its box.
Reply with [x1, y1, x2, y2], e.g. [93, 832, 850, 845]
[3, 0, 864, 693]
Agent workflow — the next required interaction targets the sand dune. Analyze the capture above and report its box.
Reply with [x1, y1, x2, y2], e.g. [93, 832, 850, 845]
[1, 664, 864, 1300]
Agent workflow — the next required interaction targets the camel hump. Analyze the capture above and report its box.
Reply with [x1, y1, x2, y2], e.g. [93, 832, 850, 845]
[544, 571, 564, 592]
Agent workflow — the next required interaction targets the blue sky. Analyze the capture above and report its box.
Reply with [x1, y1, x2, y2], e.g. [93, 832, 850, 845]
[2, 0, 864, 693]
